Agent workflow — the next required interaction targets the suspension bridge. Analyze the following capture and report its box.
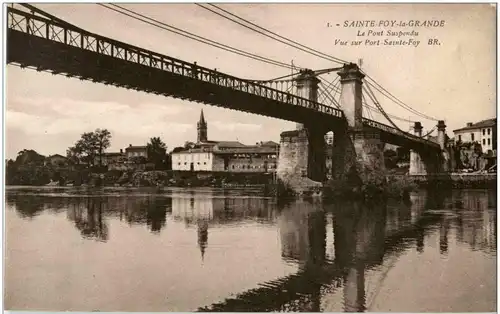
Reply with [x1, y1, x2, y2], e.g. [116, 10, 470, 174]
[6, 4, 449, 194]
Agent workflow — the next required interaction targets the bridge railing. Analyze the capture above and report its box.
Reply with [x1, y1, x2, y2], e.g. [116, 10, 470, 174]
[362, 118, 440, 149]
[7, 7, 344, 120]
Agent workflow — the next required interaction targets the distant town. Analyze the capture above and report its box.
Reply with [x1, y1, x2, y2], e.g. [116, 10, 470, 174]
[5, 110, 497, 187]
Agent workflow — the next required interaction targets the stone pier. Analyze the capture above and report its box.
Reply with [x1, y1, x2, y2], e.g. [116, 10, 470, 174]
[277, 127, 325, 196]
[277, 70, 325, 196]
[409, 120, 449, 175]
[437, 120, 450, 172]
[409, 122, 427, 175]
[331, 63, 386, 184]
[277, 63, 388, 196]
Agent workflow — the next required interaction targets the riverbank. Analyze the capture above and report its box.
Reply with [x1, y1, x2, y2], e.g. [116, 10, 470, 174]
[310, 172, 496, 202]
[389, 173, 497, 189]
[6, 167, 276, 189]
[7, 165, 495, 194]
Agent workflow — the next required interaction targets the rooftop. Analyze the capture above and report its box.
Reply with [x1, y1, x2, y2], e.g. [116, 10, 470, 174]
[104, 152, 125, 156]
[259, 141, 279, 147]
[172, 143, 279, 155]
[126, 145, 147, 151]
[198, 140, 246, 148]
[46, 154, 67, 159]
[453, 118, 496, 132]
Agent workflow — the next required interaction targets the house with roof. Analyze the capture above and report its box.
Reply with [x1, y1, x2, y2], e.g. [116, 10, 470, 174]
[94, 149, 127, 166]
[45, 154, 68, 166]
[171, 110, 279, 172]
[453, 118, 496, 154]
[125, 144, 148, 161]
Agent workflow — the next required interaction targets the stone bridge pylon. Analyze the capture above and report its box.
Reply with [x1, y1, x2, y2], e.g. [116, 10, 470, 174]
[409, 120, 449, 175]
[276, 63, 387, 196]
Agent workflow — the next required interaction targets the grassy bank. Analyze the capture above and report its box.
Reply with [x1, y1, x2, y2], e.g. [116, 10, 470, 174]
[6, 165, 276, 188]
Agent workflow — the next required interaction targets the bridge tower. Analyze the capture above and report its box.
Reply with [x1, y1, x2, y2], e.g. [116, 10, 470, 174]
[276, 69, 326, 196]
[437, 120, 450, 172]
[409, 120, 449, 175]
[409, 122, 427, 175]
[331, 63, 386, 185]
[295, 69, 320, 130]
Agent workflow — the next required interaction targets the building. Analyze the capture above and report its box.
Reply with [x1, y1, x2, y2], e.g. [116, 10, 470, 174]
[45, 154, 68, 166]
[94, 149, 127, 166]
[125, 144, 148, 160]
[453, 118, 496, 154]
[171, 110, 279, 172]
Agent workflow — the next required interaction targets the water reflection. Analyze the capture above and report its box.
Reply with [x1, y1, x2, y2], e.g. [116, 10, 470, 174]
[5, 187, 496, 312]
[200, 189, 496, 312]
[67, 198, 108, 242]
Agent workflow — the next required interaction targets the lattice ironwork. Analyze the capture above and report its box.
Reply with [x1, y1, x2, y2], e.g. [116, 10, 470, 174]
[7, 6, 344, 119]
[362, 118, 440, 149]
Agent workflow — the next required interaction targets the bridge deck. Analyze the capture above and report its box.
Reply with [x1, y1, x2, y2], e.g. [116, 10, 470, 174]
[363, 118, 441, 151]
[7, 7, 440, 150]
[6, 8, 344, 125]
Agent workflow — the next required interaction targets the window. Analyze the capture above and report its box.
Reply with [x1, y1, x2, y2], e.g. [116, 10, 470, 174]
[488, 128, 491, 135]
[178, 162, 181, 165]
[488, 139, 491, 145]
[232, 165, 235, 169]
[204, 162, 206, 165]
[458, 135, 462, 141]
[483, 139, 486, 145]
[483, 129, 486, 135]
[471, 133, 475, 141]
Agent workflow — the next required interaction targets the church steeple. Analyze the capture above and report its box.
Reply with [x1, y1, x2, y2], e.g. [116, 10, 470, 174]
[198, 220, 208, 262]
[197, 109, 207, 143]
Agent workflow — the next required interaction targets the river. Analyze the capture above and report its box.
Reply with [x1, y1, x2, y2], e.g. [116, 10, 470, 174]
[4, 186, 497, 312]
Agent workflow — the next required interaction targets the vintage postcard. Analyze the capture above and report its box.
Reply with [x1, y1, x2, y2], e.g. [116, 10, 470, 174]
[3, 2, 497, 313]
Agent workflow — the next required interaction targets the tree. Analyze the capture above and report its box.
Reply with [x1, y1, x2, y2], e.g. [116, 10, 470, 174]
[131, 156, 147, 164]
[67, 129, 112, 167]
[67, 145, 83, 165]
[94, 129, 111, 166]
[15, 149, 45, 165]
[147, 137, 167, 170]
[171, 146, 185, 153]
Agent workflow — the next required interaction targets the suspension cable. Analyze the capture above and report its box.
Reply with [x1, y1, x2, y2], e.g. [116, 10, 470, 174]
[363, 73, 439, 121]
[363, 82, 407, 134]
[198, 3, 349, 65]
[318, 82, 341, 108]
[98, 4, 293, 70]
[318, 77, 340, 107]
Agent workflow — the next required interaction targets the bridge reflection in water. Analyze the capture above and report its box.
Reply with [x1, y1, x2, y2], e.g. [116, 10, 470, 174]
[196, 190, 496, 312]
[5, 188, 496, 312]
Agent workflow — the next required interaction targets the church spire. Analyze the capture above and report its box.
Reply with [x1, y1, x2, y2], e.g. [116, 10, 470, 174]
[199, 109, 206, 124]
[197, 109, 208, 143]
[198, 220, 208, 262]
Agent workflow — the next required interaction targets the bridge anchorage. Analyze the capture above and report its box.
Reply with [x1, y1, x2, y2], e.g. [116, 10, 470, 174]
[276, 63, 448, 196]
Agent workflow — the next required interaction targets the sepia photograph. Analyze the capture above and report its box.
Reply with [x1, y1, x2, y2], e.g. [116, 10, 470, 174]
[3, 2, 497, 313]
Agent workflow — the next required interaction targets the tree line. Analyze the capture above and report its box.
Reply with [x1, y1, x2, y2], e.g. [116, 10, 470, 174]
[6, 128, 173, 185]
[65, 128, 170, 170]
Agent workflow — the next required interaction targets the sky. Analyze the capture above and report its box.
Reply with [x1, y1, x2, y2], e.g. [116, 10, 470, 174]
[5, 3, 497, 159]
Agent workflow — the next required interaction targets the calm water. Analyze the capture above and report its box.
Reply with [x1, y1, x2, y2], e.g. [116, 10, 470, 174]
[4, 186, 497, 312]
